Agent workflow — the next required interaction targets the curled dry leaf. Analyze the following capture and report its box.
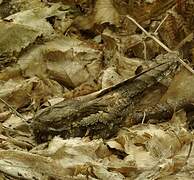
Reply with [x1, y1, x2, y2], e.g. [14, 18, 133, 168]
[19, 37, 102, 88]
[107, 117, 193, 178]
[30, 137, 131, 179]
[101, 67, 123, 89]
[0, 150, 73, 179]
[92, 165, 125, 180]
[0, 77, 63, 109]
[161, 68, 194, 106]
[73, 0, 120, 30]
[0, 79, 33, 109]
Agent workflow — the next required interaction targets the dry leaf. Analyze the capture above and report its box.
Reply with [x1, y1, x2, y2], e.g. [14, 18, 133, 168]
[0, 21, 40, 55]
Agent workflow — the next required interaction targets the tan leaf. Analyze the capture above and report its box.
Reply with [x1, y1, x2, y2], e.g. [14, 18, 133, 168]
[0, 22, 40, 55]
[94, 0, 120, 26]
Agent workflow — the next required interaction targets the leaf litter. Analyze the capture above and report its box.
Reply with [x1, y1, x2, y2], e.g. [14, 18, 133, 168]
[0, 0, 194, 179]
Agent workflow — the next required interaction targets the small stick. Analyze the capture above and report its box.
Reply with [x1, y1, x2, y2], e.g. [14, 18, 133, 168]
[154, 6, 175, 35]
[154, 13, 169, 35]
[0, 97, 27, 122]
[142, 40, 147, 61]
[126, 15, 194, 74]
[141, 111, 146, 124]
[185, 141, 193, 163]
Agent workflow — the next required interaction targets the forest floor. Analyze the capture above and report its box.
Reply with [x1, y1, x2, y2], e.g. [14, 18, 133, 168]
[0, 0, 194, 179]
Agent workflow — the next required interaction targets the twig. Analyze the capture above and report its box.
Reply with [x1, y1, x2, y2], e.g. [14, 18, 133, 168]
[141, 111, 146, 124]
[154, 13, 169, 35]
[0, 97, 27, 122]
[185, 141, 193, 163]
[154, 6, 176, 35]
[142, 41, 147, 61]
[126, 15, 172, 52]
[126, 15, 194, 74]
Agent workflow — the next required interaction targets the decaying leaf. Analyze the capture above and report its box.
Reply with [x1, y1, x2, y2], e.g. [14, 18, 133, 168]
[0, 77, 63, 109]
[0, 21, 40, 55]
[1, 0, 194, 179]
[161, 68, 194, 106]
[5, 4, 61, 38]
[107, 116, 194, 179]
[94, 0, 120, 26]
[18, 37, 102, 88]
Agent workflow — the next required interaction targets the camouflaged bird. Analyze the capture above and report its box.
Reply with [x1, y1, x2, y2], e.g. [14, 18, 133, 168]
[32, 53, 179, 143]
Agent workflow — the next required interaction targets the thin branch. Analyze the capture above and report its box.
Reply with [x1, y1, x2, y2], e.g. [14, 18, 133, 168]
[154, 13, 169, 35]
[126, 15, 172, 52]
[126, 15, 194, 74]
[0, 97, 27, 122]
[185, 141, 193, 163]
[141, 111, 146, 124]
[142, 40, 147, 61]
[154, 6, 176, 35]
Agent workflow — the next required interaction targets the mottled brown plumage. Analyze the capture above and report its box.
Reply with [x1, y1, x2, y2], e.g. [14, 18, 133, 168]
[32, 54, 179, 143]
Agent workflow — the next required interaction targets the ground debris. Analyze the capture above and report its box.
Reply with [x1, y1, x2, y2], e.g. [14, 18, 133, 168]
[1, 0, 194, 179]
[33, 56, 179, 142]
